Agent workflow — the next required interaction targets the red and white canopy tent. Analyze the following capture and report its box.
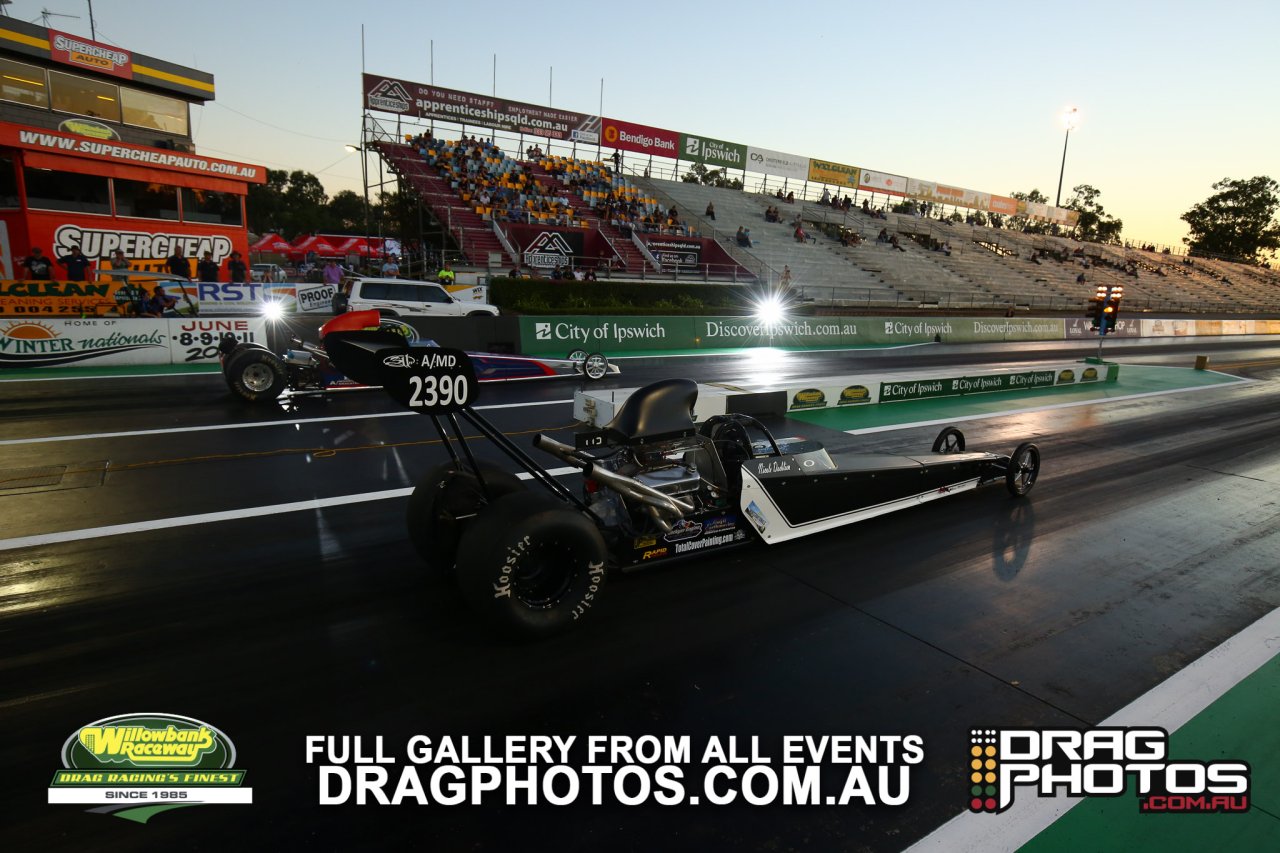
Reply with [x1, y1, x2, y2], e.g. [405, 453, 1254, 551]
[249, 232, 293, 253]
[289, 235, 342, 258]
[331, 236, 383, 256]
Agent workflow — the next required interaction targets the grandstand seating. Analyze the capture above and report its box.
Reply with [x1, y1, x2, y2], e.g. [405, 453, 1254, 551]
[371, 142, 508, 266]
[631, 175, 1280, 311]
[524, 158, 648, 274]
[372, 135, 1279, 309]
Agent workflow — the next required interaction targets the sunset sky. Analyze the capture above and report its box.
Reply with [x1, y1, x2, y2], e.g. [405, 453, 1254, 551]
[8, 0, 1277, 249]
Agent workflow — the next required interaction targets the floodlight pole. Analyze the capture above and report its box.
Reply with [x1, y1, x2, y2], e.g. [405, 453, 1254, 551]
[1055, 107, 1078, 208]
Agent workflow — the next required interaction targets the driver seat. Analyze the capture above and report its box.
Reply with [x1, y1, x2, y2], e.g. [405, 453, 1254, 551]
[604, 378, 698, 445]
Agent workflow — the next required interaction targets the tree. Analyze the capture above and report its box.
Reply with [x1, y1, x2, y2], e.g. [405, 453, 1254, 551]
[1181, 176, 1280, 263]
[246, 168, 289, 234]
[326, 190, 366, 232]
[281, 170, 329, 236]
[1064, 184, 1123, 244]
[680, 162, 743, 190]
[1008, 189, 1049, 234]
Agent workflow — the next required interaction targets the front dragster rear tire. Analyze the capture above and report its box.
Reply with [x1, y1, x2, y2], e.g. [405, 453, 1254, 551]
[225, 348, 287, 402]
[455, 492, 607, 638]
[407, 460, 525, 578]
[220, 341, 271, 390]
[1005, 442, 1041, 496]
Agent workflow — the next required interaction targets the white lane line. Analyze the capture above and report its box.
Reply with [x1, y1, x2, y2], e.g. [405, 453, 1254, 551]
[906, 606, 1280, 853]
[0, 466, 580, 552]
[841, 380, 1256, 436]
[1, 370, 220, 383]
[0, 399, 572, 447]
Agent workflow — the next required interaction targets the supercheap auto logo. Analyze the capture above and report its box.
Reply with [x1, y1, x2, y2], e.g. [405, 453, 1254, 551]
[49, 713, 251, 821]
[967, 727, 1249, 814]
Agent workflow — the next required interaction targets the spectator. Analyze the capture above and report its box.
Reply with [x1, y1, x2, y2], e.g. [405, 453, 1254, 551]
[775, 188, 785, 200]
[820, 187, 831, 204]
[197, 251, 220, 283]
[1076, 272, 1087, 285]
[876, 228, 890, 243]
[941, 241, 952, 256]
[228, 251, 247, 283]
[550, 264, 564, 281]
[735, 227, 754, 248]
[780, 265, 793, 289]
[20, 247, 52, 280]
[58, 244, 93, 281]
[143, 285, 179, 317]
[862, 199, 872, 215]
[107, 249, 131, 271]
[705, 201, 716, 221]
[323, 259, 343, 286]
[508, 264, 524, 279]
[381, 255, 400, 277]
[889, 235, 906, 252]
[785, 191, 795, 204]
[793, 224, 811, 244]
[166, 251, 192, 279]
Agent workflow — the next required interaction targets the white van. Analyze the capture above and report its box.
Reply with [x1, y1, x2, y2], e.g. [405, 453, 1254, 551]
[332, 277, 499, 317]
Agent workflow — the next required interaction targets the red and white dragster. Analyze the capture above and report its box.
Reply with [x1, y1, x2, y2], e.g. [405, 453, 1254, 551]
[218, 309, 618, 402]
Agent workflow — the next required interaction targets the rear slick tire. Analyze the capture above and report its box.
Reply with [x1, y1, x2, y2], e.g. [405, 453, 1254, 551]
[455, 492, 607, 638]
[226, 348, 287, 402]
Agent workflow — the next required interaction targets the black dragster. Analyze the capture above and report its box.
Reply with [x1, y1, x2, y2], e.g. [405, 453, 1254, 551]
[325, 333, 1041, 638]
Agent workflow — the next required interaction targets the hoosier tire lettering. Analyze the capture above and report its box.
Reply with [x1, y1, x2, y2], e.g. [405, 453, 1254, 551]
[455, 492, 608, 638]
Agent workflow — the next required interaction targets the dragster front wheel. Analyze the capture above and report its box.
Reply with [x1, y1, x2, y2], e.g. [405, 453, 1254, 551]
[1005, 442, 1041, 496]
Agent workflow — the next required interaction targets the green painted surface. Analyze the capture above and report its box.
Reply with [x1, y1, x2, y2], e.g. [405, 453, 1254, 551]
[788, 366, 1243, 431]
[0, 363, 219, 381]
[1020, 654, 1280, 851]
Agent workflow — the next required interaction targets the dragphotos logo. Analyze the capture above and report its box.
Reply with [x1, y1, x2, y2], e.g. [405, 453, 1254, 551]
[968, 727, 1250, 814]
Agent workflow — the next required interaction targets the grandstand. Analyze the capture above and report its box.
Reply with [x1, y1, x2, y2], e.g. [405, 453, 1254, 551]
[359, 114, 1278, 314]
[370, 137, 754, 281]
[632, 175, 1280, 312]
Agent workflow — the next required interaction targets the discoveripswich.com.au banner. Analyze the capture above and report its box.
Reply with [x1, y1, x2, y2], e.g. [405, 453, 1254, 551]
[518, 316, 1066, 355]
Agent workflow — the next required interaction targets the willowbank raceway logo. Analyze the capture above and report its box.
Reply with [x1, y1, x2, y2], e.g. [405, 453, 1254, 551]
[967, 727, 1249, 815]
[49, 713, 251, 822]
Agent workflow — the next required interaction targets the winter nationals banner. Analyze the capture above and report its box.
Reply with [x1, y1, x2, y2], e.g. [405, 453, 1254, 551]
[363, 74, 599, 142]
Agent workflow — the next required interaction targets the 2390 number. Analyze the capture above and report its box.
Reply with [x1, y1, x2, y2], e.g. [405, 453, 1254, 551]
[407, 374, 470, 409]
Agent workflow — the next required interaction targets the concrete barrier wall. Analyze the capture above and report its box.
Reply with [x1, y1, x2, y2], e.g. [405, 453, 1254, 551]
[575, 362, 1120, 426]
[519, 315, 1280, 355]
